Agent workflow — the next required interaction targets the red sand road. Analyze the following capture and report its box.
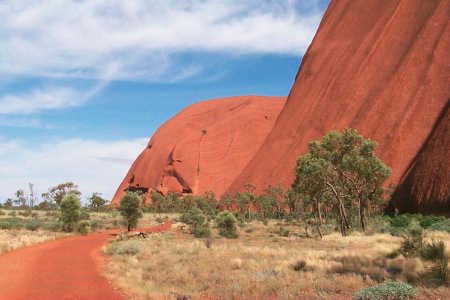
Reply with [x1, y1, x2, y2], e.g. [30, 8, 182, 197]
[0, 221, 172, 300]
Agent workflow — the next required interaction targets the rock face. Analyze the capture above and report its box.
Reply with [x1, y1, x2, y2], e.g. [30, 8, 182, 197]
[390, 102, 449, 214]
[227, 0, 450, 212]
[112, 96, 285, 205]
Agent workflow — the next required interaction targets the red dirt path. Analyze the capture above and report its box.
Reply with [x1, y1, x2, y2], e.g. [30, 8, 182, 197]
[0, 221, 172, 300]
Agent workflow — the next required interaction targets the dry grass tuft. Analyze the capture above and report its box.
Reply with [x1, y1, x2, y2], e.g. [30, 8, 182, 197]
[0, 229, 69, 255]
[104, 221, 412, 299]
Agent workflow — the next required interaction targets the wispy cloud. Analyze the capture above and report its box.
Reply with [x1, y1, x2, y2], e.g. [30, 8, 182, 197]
[0, 86, 83, 115]
[0, 76, 111, 115]
[0, 116, 54, 129]
[0, 0, 324, 81]
[0, 136, 148, 200]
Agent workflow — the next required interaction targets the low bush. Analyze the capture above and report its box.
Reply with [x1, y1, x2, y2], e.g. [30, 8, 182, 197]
[78, 220, 90, 235]
[192, 223, 211, 238]
[428, 219, 450, 233]
[25, 219, 41, 231]
[354, 281, 416, 300]
[0, 210, 5, 216]
[278, 227, 290, 237]
[43, 221, 62, 232]
[180, 208, 205, 226]
[215, 211, 238, 239]
[90, 220, 102, 232]
[0, 218, 24, 230]
[180, 208, 210, 238]
[18, 210, 31, 217]
[291, 260, 307, 272]
[397, 227, 423, 258]
[420, 240, 446, 261]
[106, 240, 141, 255]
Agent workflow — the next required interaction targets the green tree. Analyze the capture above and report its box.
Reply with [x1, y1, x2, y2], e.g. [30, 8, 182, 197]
[14, 189, 27, 208]
[60, 193, 82, 232]
[119, 192, 143, 231]
[89, 192, 107, 212]
[42, 182, 81, 206]
[4, 198, 13, 208]
[292, 129, 391, 236]
[150, 191, 166, 213]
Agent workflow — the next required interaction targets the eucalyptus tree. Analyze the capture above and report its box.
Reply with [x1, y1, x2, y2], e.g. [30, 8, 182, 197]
[292, 129, 391, 236]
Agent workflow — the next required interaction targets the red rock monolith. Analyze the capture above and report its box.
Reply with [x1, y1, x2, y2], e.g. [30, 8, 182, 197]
[227, 0, 450, 213]
[112, 96, 285, 205]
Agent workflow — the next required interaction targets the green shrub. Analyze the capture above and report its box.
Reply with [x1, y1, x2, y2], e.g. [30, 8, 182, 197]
[420, 240, 449, 284]
[180, 208, 206, 227]
[90, 220, 102, 232]
[79, 209, 90, 220]
[78, 220, 90, 235]
[25, 219, 41, 231]
[118, 192, 143, 231]
[420, 240, 446, 261]
[0, 217, 24, 230]
[419, 215, 447, 229]
[43, 221, 61, 232]
[216, 211, 238, 239]
[354, 281, 416, 300]
[192, 223, 211, 238]
[60, 194, 81, 232]
[428, 219, 450, 233]
[0, 220, 13, 230]
[106, 240, 141, 255]
[180, 208, 210, 238]
[398, 227, 423, 257]
[390, 215, 415, 228]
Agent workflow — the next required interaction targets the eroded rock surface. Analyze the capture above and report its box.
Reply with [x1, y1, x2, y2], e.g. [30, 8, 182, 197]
[112, 96, 285, 204]
[227, 0, 450, 212]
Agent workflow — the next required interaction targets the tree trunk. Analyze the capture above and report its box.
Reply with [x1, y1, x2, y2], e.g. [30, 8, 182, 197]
[316, 200, 323, 225]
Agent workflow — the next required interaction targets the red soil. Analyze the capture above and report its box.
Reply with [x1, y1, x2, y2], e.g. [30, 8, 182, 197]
[0, 221, 171, 300]
[227, 0, 450, 210]
[112, 96, 285, 204]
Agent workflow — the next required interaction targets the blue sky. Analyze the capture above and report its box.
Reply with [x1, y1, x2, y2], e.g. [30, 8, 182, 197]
[0, 0, 329, 201]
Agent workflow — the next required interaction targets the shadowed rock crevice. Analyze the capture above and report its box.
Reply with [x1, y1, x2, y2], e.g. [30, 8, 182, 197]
[390, 101, 450, 214]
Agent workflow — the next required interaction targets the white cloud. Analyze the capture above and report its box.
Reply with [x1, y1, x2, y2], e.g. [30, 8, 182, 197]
[0, 116, 54, 128]
[0, 86, 83, 114]
[0, 0, 323, 81]
[0, 136, 148, 202]
[0, 78, 110, 114]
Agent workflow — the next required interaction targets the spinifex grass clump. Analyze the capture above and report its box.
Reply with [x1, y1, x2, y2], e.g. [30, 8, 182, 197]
[354, 281, 416, 300]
